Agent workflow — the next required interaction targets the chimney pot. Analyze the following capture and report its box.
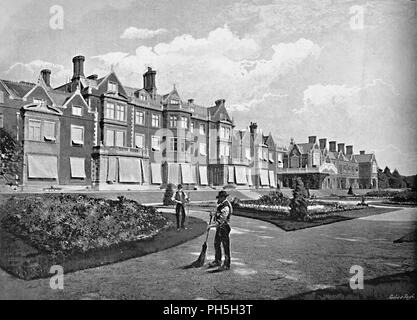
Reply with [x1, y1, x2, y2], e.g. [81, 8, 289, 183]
[319, 138, 327, 150]
[346, 145, 353, 155]
[72, 55, 85, 80]
[337, 143, 345, 154]
[41, 69, 51, 87]
[360, 150, 365, 155]
[87, 74, 98, 80]
[188, 99, 194, 104]
[308, 136, 317, 144]
[215, 99, 226, 106]
[329, 141, 337, 152]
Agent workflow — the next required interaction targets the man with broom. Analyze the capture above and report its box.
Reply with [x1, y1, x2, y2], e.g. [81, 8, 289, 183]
[206, 190, 233, 271]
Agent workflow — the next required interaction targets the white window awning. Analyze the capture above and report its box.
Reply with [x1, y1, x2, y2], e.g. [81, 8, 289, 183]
[247, 168, 253, 186]
[168, 163, 180, 185]
[181, 163, 194, 184]
[199, 166, 208, 185]
[70, 157, 86, 179]
[269, 170, 276, 187]
[27, 154, 58, 179]
[119, 157, 141, 183]
[151, 163, 162, 184]
[259, 170, 269, 186]
[228, 166, 234, 183]
[235, 166, 247, 185]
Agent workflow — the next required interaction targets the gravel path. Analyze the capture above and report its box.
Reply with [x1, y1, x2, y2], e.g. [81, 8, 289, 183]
[0, 205, 415, 300]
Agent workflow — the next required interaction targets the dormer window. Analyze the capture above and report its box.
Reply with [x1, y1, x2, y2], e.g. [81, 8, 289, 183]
[108, 81, 118, 93]
[140, 94, 147, 101]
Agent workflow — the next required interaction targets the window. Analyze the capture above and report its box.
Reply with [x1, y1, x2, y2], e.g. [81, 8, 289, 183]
[43, 121, 56, 141]
[0, 91, 4, 103]
[72, 106, 82, 116]
[71, 125, 84, 145]
[169, 115, 178, 128]
[105, 103, 115, 119]
[180, 139, 186, 152]
[0, 114, 3, 128]
[152, 136, 161, 151]
[151, 114, 160, 127]
[190, 122, 194, 133]
[220, 126, 225, 139]
[135, 110, 144, 125]
[199, 143, 207, 156]
[170, 137, 178, 151]
[188, 141, 194, 154]
[140, 94, 147, 101]
[108, 81, 118, 93]
[115, 131, 124, 147]
[199, 124, 205, 135]
[106, 130, 114, 146]
[180, 116, 188, 129]
[245, 148, 251, 160]
[135, 134, 144, 149]
[33, 98, 44, 104]
[115, 104, 126, 121]
[28, 120, 41, 140]
[220, 144, 230, 157]
[170, 99, 179, 105]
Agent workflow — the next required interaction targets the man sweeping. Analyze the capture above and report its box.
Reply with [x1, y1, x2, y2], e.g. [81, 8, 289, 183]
[207, 190, 233, 271]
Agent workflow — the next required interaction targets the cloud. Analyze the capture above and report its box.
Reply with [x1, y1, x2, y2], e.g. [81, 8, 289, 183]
[91, 25, 319, 109]
[4, 60, 69, 85]
[121, 27, 168, 40]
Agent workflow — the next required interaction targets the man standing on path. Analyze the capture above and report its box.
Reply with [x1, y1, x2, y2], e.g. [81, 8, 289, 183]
[207, 190, 233, 271]
[171, 184, 189, 231]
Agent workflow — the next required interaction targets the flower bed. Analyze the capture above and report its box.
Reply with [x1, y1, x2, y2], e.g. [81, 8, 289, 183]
[0, 194, 170, 255]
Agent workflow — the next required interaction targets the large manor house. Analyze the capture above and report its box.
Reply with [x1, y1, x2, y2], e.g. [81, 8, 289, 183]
[0, 56, 379, 191]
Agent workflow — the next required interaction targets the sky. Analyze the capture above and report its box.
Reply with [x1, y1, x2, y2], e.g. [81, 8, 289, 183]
[1, 0, 416, 174]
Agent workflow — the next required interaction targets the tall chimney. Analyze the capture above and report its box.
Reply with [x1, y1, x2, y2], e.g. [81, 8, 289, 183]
[346, 145, 353, 155]
[308, 136, 317, 144]
[215, 99, 226, 107]
[360, 150, 365, 155]
[329, 141, 336, 152]
[337, 143, 345, 154]
[249, 122, 258, 134]
[143, 67, 157, 96]
[41, 69, 51, 87]
[72, 55, 85, 80]
[319, 138, 327, 150]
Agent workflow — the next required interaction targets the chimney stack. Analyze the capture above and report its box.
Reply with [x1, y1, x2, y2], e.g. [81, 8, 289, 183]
[87, 74, 98, 80]
[215, 99, 226, 107]
[72, 55, 85, 80]
[360, 150, 365, 155]
[308, 136, 317, 144]
[188, 99, 194, 104]
[337, 143, 345, 154]
[329, 141, 336, 152]
[41, 69, 51, 87]
[319, 138, 327, 150]
[249, 122, 258, 135]
[346, 145, 353, 155]
[143, 67, 157, 96]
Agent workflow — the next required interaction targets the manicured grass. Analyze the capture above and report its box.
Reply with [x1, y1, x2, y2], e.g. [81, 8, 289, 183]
[232, 207, 398, 232]
[0, 212, 206, 280]
[285, 270, 417, 300]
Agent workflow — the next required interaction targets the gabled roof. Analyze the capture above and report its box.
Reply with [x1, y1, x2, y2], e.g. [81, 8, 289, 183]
[296, 143, 315, 154]
[354, 153, 376, 163]
[162, 85, 182, 103]
[1, 80, 35, 98]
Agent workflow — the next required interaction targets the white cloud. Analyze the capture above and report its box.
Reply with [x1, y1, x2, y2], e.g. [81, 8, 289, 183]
[4, 60, 69, 85]
[121, 27, 168, 40]
[92, 26, 319, 108]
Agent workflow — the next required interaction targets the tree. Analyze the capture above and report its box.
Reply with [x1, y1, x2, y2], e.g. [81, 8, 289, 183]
[163, 183, 175, 206]
[0, 128, 23, 186]
[289, 178, 309, 221]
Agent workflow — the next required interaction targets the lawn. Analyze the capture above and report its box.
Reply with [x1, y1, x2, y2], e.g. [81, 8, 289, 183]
[232, 206, 398, 231]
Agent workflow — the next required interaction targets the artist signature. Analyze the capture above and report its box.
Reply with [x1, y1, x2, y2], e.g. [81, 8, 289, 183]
[388, 293, 415, 300]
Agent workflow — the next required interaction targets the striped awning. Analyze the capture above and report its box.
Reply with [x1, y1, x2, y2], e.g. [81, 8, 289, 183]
[168, 163, 180, 185]
[268, 170, 276, 187]
[70, 157, 86, 179]
[181, 163, 194, 184]
[259, 170, 269, 186]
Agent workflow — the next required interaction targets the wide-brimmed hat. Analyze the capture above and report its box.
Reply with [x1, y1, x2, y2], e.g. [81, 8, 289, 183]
[216, 190, 229, 199]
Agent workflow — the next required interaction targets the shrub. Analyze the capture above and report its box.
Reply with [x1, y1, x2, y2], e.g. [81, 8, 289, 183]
[289, 178, 310, 221]
[163, 183, 176, 206]
[0, 128, 23, 185]
[347, 186, 354, 195]
[391, 190, 417, 203]
[257, 190, 291, 206]
[0, 194, 169, 254]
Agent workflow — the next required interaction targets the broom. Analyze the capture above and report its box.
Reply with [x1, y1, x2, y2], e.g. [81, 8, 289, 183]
[181, 215, 213, 269]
